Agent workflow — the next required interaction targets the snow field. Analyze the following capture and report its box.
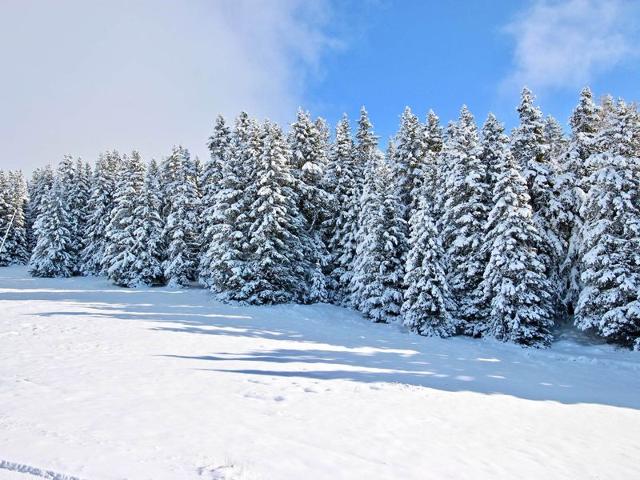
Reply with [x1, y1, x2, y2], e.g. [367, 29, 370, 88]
[1, 266, 639, 479]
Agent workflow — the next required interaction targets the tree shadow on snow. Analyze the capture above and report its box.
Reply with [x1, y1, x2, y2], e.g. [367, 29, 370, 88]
[4, 268, 639, 410]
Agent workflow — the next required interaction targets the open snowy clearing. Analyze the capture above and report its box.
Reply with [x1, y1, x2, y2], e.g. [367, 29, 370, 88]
[1, 266, 639, 480]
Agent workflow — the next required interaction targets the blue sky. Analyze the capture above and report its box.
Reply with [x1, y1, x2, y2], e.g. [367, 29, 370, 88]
[1, 0, 639, 171]
[307, 0, 640, 141]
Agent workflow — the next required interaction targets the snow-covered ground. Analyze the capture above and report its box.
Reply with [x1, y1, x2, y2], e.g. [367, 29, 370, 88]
[1, 266, 639, 480]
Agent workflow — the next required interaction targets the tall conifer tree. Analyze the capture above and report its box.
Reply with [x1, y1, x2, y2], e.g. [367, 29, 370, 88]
[439, 106, 488, 333]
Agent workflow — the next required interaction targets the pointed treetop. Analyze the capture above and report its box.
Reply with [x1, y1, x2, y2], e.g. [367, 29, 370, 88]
[483, 112, 502, 131]
[517, 87, 543, 123]
[569, 87, 599, 135]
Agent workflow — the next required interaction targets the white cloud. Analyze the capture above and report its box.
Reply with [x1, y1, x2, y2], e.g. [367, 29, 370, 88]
[503, 0, 639, 91]
[0, 0, 339, 172]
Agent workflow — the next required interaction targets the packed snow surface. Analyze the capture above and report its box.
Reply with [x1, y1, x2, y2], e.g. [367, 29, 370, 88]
[1, 266, 639, 480]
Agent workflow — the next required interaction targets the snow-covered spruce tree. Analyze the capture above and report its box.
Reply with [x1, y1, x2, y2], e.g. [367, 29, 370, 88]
[0, 171, 29, 265]
[325, 114, 358, 303]
[350, 158, 406, 323]
[55, 155, 84, 271]
[131, 158, 165, 285]
[26, 165, 54, 253]
[422, 110, 444, 216]
[315, 116, 332, 184]
[511, 88, 562, 310]
[55, 155, 91, 273]
[354, 106, 379, 203]
[82, 151, 123, 275]
[29, 177, 75, 277]
[595, 99, 640, 158]
[575, 150, 640, 350]
[193, 156, 204, 193]
[0, 171, 14, 265]
[343, 107, 380, 307]
[199, 114, 231, 287]
[481, 114, 509, 224]
[575, 101, 640, 349]
[552, 88, 600, 312]
[543, 115, 568, 223]
[401, 183, 456, 336]
[425, 109, 444, 154]
[346, 143, 378, 311]
[476, 113, 513, 318]
[161, 145, 201, 287]
[438, 106, 489, 334]
[9, 171, 29, 264]
[289, 109, 331, 302]
[240, 121, 308, 304]
[314, 115, 338, 298]
[68, 158, 91, 273]
[392, 106, 427, 222]
[543, 115, 568, 168]
[103, 152, 147, 287]
[392, 107, 426, 266]
[202, 112, 255, 299]
[480, 119, 554, 347]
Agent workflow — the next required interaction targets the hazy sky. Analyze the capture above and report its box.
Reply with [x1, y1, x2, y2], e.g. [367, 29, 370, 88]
[1, 0, 639, 173]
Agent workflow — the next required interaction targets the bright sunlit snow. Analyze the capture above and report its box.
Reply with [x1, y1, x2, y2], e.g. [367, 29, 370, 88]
[1, 266, 638, 480]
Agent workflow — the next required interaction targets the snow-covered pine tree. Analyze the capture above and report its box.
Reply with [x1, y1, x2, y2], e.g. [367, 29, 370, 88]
[315, 116, 332, 183]
[438, 106, 489, 334]
[68, 158, 91, 273]
[344, 107, 380, 307]
[354, 106, 379, 204]
[481, 138, 554, 347]
[425, 109, 444, 154]
[131, 158, 165, 286]
[193, 156, 204, 194]
[543, 115, 568, 215]
[202, 112, 255, 299]
[241, 121, 307, 304]
[55, 154, 85, 271]
[0, 171, 14, 265]
[552, 88, 600, 313]
[350, 157, 406, 323]
[103, 151, 147, 287]
[289, 109, 331, 302]
[0, 171, 29, 265]
[476, 113, 513, 320]
[576, 150, 640, 350]
[511, 88, 562, 311]
[82, 151, 123, 275]
[325, 114, 358, 303]
[575, 101, 640, 350]
[595, 99, 640, 158]
[543, 116, 568, 168]
[315, 115, 338, 298]
[423, 110, 445, 217]
[481, 114, 509, 219]
[401, 182, 456, 337]
[7, 171, 29, 264]
[26, 165, 54, 253]
[162, 146, 201, 287]
[199, 115, 231, 287]
[392, 106, 427, 222]
[29, 177, 75, 277]
[392, 107, 426, 265]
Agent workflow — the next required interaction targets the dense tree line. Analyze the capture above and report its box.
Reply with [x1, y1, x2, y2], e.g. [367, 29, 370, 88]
[1, 87, 638, 350]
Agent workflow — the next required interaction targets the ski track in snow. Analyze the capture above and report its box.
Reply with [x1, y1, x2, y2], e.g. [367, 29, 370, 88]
[0, 459, 85, 480]
[1, 266, 639, 479]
